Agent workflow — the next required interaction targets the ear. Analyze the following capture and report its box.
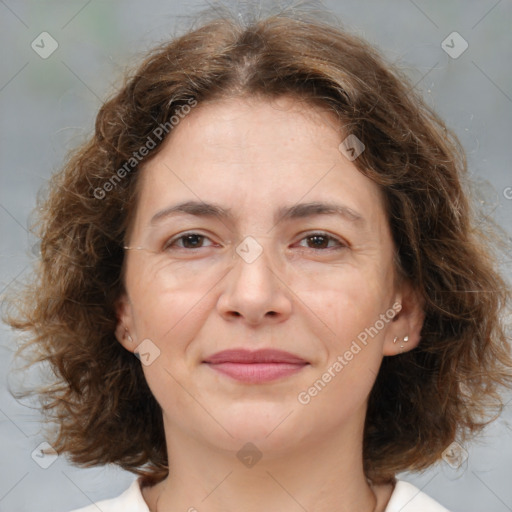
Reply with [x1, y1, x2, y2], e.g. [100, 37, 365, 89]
[383, 278, 425, 356]
[114, 293, 136, 353]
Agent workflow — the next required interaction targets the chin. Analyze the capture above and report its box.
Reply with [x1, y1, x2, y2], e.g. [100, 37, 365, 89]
[209, 400, 306, 445]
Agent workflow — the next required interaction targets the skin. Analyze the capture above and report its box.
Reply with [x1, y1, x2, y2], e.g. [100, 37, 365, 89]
[115, 95, 424, 512]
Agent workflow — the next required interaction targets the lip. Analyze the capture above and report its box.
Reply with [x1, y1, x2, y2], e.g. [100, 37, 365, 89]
[204, 349, 307, 364]
[203, 349, 309, 383]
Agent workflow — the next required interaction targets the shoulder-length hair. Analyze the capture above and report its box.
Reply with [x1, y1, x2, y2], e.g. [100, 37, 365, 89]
[4, 5, 512, 486]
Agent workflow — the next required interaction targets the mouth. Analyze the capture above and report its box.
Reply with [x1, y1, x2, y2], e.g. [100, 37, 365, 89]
[203, 349, 309, 383]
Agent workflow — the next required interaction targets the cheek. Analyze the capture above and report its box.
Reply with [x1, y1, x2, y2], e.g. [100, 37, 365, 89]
[296, 269, 394, 417]
[296, 262, 394, 345]
[126, 257, 226, 340]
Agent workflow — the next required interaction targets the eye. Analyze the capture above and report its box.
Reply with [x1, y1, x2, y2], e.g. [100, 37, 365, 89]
[163, 232, 216, 251]
[296, 232, 348, 250]
[161, 231, 347, 252]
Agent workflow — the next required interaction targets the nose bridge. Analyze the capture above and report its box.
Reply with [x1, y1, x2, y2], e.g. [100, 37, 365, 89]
[232, 234, 277, 295]
[218, 234, 291, 323]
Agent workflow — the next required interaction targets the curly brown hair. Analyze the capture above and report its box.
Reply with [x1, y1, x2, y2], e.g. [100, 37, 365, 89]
[4, 4, 512, 487]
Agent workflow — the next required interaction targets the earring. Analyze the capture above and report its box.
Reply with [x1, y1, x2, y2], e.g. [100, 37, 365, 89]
[393, 335, 409, 350]
[400, 335, 409, 349]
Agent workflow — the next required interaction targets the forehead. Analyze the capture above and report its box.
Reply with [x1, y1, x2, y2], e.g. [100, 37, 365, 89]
[132, 95, 386, 231]
[152, 95, 342, 166]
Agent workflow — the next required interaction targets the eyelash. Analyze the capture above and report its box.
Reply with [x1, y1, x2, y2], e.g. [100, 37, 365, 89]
[163, 231, 348, 252]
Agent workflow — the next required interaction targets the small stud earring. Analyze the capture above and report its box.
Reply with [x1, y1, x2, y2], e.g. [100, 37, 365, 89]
[393, 336, 398, 344]
[400, 335, 409, 349]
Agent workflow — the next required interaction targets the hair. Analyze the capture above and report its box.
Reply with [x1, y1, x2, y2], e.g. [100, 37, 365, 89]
[3, 2, 512, 487]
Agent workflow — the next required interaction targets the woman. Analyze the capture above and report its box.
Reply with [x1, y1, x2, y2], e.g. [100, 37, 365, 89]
[5, 5, 512, 512]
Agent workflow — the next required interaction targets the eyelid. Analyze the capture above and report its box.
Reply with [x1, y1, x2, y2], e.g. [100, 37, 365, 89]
[163, 231, 220, 250]
[163, 230, 349, 251]
[294, 231, 349, 249]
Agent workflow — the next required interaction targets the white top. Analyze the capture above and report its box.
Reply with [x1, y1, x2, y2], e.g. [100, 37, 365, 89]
[68, 477, 451, 511]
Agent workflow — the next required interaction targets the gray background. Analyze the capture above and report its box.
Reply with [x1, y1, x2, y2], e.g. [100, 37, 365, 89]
[1, 1, 511, 511]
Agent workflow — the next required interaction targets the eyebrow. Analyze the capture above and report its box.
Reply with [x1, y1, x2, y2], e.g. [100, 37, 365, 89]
[150, 200, 365, 226]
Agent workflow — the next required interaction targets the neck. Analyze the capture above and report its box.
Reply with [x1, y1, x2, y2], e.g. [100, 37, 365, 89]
[150, 410, 382, 512]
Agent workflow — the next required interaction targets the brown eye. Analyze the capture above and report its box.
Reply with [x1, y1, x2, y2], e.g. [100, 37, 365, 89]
[164, 233, 214, 250]
[297, 232, 347, 250]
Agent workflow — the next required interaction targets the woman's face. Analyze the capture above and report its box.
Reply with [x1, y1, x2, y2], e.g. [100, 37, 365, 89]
[116, 95, 423, 453]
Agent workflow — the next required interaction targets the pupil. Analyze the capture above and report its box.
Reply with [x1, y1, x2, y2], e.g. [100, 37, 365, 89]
[184, 235, 202, 248]
[310, 235, 327, 248]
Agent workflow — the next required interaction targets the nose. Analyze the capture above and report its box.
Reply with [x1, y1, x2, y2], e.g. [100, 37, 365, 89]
[216, 238, 293, 326]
